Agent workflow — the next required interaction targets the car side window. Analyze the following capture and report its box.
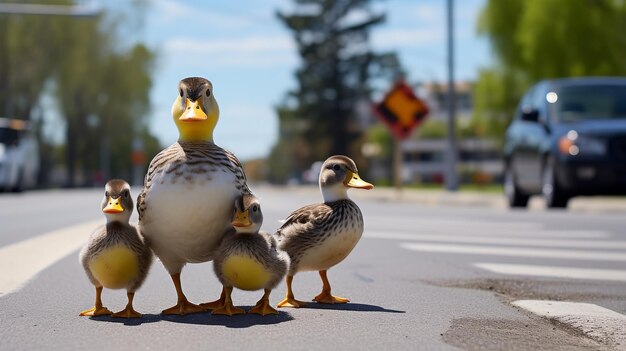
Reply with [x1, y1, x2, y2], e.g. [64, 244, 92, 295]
[531, 82, 549, 123]
[514, 88, 535, 121]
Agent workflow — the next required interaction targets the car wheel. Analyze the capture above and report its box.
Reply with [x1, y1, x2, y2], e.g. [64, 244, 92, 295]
[504, 164, 529, 208]
[542, 157, 569, 208]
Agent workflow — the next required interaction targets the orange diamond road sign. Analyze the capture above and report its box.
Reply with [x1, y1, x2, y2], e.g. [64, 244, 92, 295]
[373, 81, 429, 140]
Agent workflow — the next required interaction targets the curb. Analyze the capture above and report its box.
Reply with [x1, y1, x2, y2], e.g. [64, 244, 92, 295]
[258, 184, 626, 214]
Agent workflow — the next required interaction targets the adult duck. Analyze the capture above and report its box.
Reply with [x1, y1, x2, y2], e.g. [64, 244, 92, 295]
[137, 77, 251, 315]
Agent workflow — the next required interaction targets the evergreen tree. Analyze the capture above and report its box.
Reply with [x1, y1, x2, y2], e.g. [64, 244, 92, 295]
[0, 0, 158, 187]
[269, 0, 402, 182]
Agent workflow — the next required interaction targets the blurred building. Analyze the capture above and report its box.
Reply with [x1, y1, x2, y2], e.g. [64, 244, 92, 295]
[402, 137, 502, 184]
[403, 81, 503, 184]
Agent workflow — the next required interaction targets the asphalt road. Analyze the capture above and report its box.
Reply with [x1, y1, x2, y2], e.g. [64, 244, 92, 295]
[1, 185, 625, 350]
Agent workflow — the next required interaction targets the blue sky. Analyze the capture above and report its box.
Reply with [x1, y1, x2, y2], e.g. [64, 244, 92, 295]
[127, 0, 490, 161]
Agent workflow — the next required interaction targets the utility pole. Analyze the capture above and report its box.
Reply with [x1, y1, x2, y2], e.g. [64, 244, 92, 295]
[393, 138, 403, 192]
[445, 0, 459, 191]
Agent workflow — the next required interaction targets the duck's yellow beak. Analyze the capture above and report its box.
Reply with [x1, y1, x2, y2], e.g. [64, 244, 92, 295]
[179, 98, 208, 122]
[232, 209, 252, 228]
[344, 171, 374, 190]
[103, 197, 124, 214]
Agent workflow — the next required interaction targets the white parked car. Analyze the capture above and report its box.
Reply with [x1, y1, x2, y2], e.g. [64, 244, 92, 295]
[0, 118, 39, 192]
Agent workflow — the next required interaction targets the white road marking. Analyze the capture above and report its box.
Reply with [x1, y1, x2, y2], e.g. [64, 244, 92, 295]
[400, 242, 626, 261]
[0, 220, 100, 297]
[368, 217, 545, 232]
[366, 227, 610, 239]
[366, 231, 623, 249]
[474, 263, 626, 282]
[512, 300, 626, 346]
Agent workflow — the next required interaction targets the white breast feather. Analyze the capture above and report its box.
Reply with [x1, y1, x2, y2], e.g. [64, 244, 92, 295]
[140, 167, 239, 268]
[297, 225, 363, 272]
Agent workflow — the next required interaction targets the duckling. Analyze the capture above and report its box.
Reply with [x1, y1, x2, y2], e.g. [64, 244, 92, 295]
[275, 155, 373, 308]
[212, 194, 289, 316]
[79, 180, 152, 318]
[137, 77, 253, 315]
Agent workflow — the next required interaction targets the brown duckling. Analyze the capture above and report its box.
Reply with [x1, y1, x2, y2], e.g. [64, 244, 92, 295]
[275, 155, 373, 308]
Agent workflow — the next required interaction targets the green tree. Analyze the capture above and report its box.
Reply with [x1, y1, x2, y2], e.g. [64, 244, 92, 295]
[0, 1, 72, 187]
[0, 0, 73, 119]
[56, 21, 155, 186]
[268, 0, 403, 183]
[474, 0, 626, 138]
[0, 0, 157, 187]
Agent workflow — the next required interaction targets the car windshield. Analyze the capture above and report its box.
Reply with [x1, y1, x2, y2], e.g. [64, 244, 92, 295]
[554, 84, 626, 122]
[0, 127, 20, 145]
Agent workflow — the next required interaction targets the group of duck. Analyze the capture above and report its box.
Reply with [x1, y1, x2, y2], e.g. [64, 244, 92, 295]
[79, 77, 374, 318]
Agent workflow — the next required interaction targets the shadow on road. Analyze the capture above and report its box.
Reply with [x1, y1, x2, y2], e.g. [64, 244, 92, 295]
[161, 309, 294, 328]
[87, 313, 160, 326]
[88, 313, 163, 326]
[88, 309, 294, 328]
[86, 302, 402, 326]
[303, 302, 405, 313]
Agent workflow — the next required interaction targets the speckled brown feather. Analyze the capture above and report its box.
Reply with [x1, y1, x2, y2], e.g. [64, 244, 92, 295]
[137, 141, 251, 220]
[274, 199, 363, 276]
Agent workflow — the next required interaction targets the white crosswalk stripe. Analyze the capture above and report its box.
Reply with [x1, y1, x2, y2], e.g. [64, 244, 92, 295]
[375, 218, 626, 344]
[367, 217, 609, 238]
[366, 220, 626, 283]
[366, 231, 626, 249]
[513, 300, 626, 346]
[400, 242, 626, 261]
[475, 263, 626, 282]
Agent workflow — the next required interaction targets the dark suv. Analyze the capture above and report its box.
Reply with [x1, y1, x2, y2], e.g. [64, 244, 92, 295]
[503, 77, 626, 208]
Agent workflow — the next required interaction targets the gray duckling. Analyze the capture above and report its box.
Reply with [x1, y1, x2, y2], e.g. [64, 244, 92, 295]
[275, 155, 373, 308]
[212, 194, 289, 316]
[79, 179, 152, 318]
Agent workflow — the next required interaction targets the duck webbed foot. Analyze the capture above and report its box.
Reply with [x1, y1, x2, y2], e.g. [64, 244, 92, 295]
[162, 300, 206, 315]
[112, 307, 142, 318]
[211, 303, 245, 316]
[313, 270, 349, 304]
[80, 286, 113, 316]
[277, 275, 308, 308]
[162, 273, 207, 315]
[249, 289, 279, 315]
[112, 292, 142, 318]
[200, 287, 226, 310]
[276, 297, 308, 308]
[79, 306, 113, 316]
[211, 287, 244, 316]
[313, 292, 350, 304]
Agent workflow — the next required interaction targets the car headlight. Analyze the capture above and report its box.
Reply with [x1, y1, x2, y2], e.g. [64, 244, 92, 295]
[558, 130, 606, 156]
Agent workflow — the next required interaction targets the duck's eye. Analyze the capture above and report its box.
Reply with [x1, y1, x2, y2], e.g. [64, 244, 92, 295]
[179, 89, 184, 97]
[124, 190, 129, 198]
[333, 164, 341, 171]
[206, 89, 211, 97]
[105, 191, 109, 197]
[252, 205, 258, 212]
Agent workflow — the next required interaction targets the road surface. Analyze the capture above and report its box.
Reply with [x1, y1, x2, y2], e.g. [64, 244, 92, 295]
[1, 185, 625, 350]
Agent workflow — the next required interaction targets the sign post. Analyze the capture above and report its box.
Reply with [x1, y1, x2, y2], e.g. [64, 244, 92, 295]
[373, 81, 429, 190]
